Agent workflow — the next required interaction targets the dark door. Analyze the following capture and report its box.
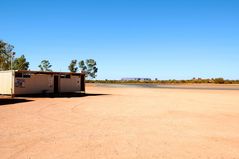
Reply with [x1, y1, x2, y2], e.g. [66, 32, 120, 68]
[80, 76, 85, 92]
[54, 76, 59, 93]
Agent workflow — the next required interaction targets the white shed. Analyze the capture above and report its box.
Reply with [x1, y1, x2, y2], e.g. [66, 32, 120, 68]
[0, 70, 85, 96]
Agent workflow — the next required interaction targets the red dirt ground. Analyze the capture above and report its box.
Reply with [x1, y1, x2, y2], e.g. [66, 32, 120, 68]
[1, 85, 239, 159]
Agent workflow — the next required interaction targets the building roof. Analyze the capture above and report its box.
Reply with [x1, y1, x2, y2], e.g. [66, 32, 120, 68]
[14, 70, 85, 76]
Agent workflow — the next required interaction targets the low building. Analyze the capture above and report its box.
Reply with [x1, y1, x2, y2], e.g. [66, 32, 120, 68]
[0, 70, 85, 96]
[121, 77, 151, 81]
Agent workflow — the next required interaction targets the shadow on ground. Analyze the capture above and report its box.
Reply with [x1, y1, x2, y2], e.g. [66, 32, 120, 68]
[14, 93, 111, 98]
[0, 98, 33, 106]
[0, 93, 110, 106]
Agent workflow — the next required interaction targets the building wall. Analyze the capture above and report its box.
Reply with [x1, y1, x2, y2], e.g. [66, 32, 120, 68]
[60, 75, 82, 92]
[0, 71, 14, 95]
[14, 74, 54, 95]
[12, 72, 85, 95]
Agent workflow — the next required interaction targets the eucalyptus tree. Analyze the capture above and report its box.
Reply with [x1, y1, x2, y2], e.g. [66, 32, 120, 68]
[38, 60, 52, 72]
[0, 40, 15, 70]
[68, 59, 78, 72]
[13, 55, 29, 70]
[79, 59, 98, 79]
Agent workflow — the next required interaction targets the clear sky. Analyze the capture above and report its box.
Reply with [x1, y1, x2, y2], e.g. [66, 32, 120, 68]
[1, 0, 239, 80]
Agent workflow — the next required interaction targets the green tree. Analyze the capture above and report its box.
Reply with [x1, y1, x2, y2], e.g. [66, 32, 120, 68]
[0, 40, 15, 70]
[38, 60, 52, 72]
[68, 59, 78, 72]
[79, 60, 87, 73]
[86, 59, 98, 79]
[79, 59, 98, 79]
[13, 55, 29, 70]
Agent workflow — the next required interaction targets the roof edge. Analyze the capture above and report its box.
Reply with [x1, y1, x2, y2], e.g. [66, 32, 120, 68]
[4, 70, 85, 76]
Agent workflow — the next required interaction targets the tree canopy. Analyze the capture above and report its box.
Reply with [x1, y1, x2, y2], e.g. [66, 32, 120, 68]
[0, 40, 30, 71]
[13, 55, 29, 70]
[0, 40, 15, 70]
[68, 59, 98, 79]
[68, 59, 78, 73]
[79, 59, 98, 79]
[38, 60, 52, 72]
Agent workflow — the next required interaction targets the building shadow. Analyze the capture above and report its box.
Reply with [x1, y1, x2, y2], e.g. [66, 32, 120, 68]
[1, 93, 109, 106]
[15, 93, 111, 98]
[0, 98, 33, 106]
[80, 93, 111, 97]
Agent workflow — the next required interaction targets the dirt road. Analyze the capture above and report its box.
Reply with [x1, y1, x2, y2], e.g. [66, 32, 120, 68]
[1, 85, 239, 158]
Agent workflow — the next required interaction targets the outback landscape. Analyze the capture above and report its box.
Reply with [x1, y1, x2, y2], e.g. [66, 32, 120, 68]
[1, 0, 239, 158]
[1, 84, 239, 159]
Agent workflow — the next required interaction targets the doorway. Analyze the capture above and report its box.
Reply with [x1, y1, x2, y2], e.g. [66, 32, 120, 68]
[54, 76, 59, 93]
[80, 76, 85, 92]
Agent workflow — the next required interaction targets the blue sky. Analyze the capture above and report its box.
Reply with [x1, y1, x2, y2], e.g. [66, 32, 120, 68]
[1, 0, 239, 80]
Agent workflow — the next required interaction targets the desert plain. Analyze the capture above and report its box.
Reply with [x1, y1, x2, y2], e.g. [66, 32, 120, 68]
[0, 84, 239, 159]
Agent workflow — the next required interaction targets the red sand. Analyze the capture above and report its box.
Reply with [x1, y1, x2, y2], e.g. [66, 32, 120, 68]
[1, 85, 239, 158]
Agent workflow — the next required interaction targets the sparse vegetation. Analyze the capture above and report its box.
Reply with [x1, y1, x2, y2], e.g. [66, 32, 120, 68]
[86, 78, 239, 84]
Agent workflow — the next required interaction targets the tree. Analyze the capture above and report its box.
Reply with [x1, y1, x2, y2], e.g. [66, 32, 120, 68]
[13, 55, 29, 70]
[86, 59, 98, 79]
[78, 59, 98, 79]
[38, 60, 52, 72]
[68, 59, 78, 72]
[79, 60, 87, 73]
[0, 40, 15, 70]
